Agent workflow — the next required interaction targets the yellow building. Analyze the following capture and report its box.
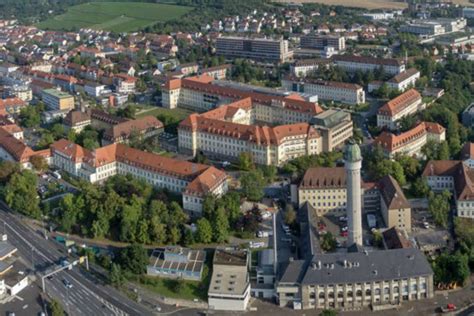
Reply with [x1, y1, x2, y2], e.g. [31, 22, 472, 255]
[41, 89, 75, 111]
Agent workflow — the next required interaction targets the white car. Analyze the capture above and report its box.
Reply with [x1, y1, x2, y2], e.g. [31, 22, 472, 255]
[261, 211, 272, 220]
[249, 241, 265, 249]
[257, 231, 269, 238]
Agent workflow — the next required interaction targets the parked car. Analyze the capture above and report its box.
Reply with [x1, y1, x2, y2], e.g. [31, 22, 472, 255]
[339, 216, 347, 222]
[257, 231, 269, 238]
[440, 303, 456, 313]
[340, 231, 348, 237]
[261, 211, 272, 220]
[249, 241, 265, 249]
[341, 226, 348, 232]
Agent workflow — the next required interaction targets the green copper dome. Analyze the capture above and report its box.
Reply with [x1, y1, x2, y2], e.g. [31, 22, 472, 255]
[344, 140, 362, 162]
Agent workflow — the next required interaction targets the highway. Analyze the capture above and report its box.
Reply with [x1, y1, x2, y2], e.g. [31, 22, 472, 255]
[0, 201, 152, 316]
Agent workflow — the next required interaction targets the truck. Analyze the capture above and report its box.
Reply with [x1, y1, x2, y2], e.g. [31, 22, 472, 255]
[367, 214, 377, 229]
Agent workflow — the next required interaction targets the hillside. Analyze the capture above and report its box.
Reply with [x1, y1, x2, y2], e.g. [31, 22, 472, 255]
[36, 2, 192, 32]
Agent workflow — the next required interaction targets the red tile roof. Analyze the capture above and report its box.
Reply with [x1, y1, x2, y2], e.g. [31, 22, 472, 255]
[378, 89, 421, 117]
[373, 122, 445, 153]
[103, 116, 163, 142]
[0, 128, 34, 162]
[164, 75, 323, 116]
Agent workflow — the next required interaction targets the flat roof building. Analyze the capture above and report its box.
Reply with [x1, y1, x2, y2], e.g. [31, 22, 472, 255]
[216, 36, 293, 63]
[208, 249, 250, 311]
[41, 89, 74, 111]
[147, 247, 206, 281]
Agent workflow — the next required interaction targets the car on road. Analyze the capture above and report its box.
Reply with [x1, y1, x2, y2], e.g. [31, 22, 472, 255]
[439, 303, 456, 313]
[63, 279, 73, 289]
[339, 216, 347, 222]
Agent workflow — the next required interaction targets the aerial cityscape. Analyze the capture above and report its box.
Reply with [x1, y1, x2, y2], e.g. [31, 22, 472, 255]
[0, 0, 474, 315]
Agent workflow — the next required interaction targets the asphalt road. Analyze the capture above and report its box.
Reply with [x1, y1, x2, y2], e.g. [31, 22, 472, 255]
[0, 200, 152, 316]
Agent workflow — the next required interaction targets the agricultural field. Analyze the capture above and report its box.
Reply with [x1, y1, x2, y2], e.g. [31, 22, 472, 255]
[37, 2, 193, 32]
[273, 0, 474, 9]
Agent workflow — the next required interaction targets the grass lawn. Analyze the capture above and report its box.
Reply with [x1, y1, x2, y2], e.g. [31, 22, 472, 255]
[37, 2, 192, 32]
[135, 106, 192, 121]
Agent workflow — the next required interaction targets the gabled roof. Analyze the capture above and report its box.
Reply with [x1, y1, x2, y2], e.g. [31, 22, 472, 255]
[299, 167, 346, 189]
[378, 89, 421, 117]
[387, 68, 420, 84]
[0, 128, 34, 162]
[373, 122, 445, 153]
[103, 116, 163, 141]
[379, 175, 410, 209]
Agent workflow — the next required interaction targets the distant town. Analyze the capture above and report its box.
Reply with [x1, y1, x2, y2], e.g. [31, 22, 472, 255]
[0, 0, 473, 315]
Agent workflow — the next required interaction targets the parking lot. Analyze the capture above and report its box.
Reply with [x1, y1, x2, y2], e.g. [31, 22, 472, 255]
[37, 172, 77, 201]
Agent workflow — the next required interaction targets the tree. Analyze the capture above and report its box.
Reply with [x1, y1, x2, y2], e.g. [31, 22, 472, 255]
[5, 170, 41, 218]
[410, 178, 430, 198]
[30, 155, 48, 172]
[394, 154, 420, 181]
[117, 244, 148, 275]
[260, 165, 277, 184]
[428, 190, 451, 228]
[0, 161, 20, 184]
[320, 309, 337, 316]
[240, 170, 265, 201]
[109, 263, 125, 287]
[58, 194, 83, 233]
[50, 299, 64, 316]
[19, 106, 40, 128]
[38, 132, 54, 149]
[454, 217, 474, 249]
[433, 252, 470, 286]
[212, 207, 229, 243]
[51, 123, 65, 139]
[238, 152, 254, 171]
[374, 160, 406, 186]
[284, 204, 297, 226]
[182, 228, 194, 246]
[196, 218, 213, 244]
[321, 232, 337, 252]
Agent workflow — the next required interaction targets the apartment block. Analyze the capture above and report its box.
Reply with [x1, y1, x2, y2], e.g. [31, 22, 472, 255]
[50, 139, 228, 215]
[373, 122, 445, 158]
[0, 97, 26, 115]
[216, 36, 293, 63]
[377, 89, 424, 130]
[333, 55, 405, 75]
[282, 76, 365, 105]
[41, 89, 74, 111]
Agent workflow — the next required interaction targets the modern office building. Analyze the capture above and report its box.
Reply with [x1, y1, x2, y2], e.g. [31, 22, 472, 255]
[41, 89, 74, 111]
[208, 249, 251, 311]
[282, 76, 365, 105]
[300, 34, 346, 51]
[373, 122, 445, 158]
[333, 55, 405, 75]
[216, 36, 293, 63]
[376, 89, 424, 130]
[50, 139, 228, 215]
[310, 109, 354, 152]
